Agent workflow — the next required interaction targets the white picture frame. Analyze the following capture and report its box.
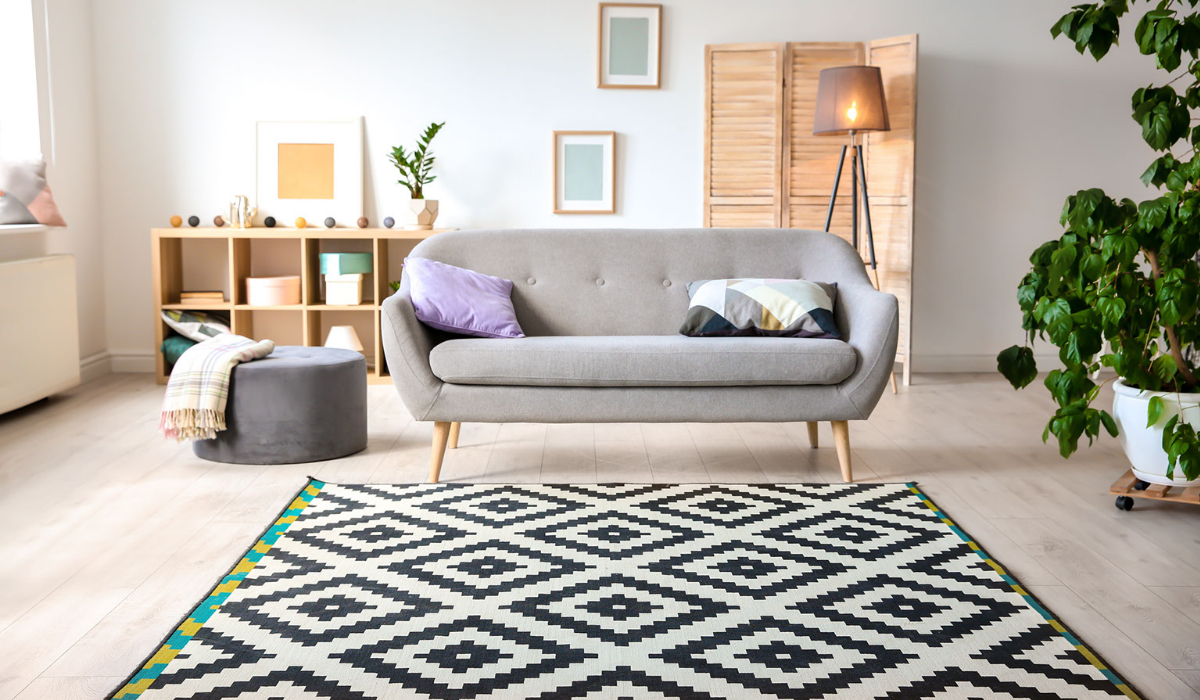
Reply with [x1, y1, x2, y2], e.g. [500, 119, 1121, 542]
[255, 118, 363, 226]
[554, 131, 616, 214]
[598, 3, 662, 89]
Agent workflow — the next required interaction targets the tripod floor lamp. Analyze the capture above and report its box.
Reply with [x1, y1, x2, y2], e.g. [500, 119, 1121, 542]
[813, 65, 891, 288]
[814, 65, 897, 392]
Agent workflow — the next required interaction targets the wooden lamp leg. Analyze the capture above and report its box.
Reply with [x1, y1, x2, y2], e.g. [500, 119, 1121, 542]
[831, 420, 852, 483]
[806, 422, 819, 448]
[430, 421, 451, 483]
[448, 422, 461, 449]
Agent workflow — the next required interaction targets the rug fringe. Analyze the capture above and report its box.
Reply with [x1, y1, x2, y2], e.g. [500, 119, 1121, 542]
[159, 407, 226, 442]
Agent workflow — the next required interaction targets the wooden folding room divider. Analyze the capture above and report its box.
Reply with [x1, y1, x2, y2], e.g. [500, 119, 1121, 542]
[703, 35, 917, 385]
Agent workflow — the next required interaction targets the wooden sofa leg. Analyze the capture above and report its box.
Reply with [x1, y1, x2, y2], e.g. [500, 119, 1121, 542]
[806, 422, 819, 448]
[448, 422, 461, 450]
[430, 421, 451, 483]
[831, 420, 853, 483]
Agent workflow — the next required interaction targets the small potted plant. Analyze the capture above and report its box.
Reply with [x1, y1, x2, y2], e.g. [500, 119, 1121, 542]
[997, 1, 1200, 487]
[389, 122, 445, 230]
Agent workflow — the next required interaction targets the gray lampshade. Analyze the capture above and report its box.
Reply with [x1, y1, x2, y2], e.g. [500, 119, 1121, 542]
[812, 66, 890, 135]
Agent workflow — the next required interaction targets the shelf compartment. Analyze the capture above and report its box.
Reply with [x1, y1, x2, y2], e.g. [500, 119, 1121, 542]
[232, 237, 302, 306]
[303, 308, 378, 376]
[305, 238, 378, 306]
[232, 308, 304, 347]
[155, 236, 231, 307]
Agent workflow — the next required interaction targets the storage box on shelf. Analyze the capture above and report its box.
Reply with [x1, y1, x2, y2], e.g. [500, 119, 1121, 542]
[151, 226, 454, 385]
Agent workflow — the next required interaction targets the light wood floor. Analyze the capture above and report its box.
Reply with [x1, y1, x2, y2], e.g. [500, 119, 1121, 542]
[1, 373, 1198, 700]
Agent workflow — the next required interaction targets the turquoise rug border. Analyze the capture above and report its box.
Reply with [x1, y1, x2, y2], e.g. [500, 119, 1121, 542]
[906, 482, 1141, 700]
[109, 478, 325, 699]
[107, 480, 1143, 699]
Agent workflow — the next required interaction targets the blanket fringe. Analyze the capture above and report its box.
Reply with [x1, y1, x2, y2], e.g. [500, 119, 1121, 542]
[160, 407, 227, 442]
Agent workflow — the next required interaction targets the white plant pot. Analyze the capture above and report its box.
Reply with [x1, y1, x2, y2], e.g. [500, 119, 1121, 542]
[408, 199, 439, 230]
[1111, 378, 1200, 486]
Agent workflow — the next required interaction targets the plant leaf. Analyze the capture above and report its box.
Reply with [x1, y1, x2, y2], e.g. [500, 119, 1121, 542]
[997, 345, 1038, 390]
[1148, 395, 1165, 427]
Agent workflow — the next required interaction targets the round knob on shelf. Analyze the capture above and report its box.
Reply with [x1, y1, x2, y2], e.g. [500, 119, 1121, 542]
[383, 217, 395, 229]
[324, 217, 336, 228]
[169, 215, 182, 228]
[295, 217, 307, 229]
[187, 215, 199, 227]
[213, 215, 225, 227]
[264, 216, 276, 228]
[357, 217, 369, 228]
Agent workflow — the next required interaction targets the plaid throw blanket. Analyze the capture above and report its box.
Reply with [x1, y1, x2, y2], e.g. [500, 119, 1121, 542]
[159, 334, 275, 441]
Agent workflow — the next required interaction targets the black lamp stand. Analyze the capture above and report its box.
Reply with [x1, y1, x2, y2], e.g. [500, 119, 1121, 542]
[823, 130, 877, 271]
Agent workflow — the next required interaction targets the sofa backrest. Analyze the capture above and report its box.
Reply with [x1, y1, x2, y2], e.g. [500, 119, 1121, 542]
[406, 228, 872, 337]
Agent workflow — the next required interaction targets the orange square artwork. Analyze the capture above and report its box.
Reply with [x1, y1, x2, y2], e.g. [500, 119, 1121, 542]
[277, 143, 335, 199]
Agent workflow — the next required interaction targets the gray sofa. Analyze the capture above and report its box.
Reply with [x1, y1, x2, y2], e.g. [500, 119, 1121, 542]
[382, 228, 899, 483]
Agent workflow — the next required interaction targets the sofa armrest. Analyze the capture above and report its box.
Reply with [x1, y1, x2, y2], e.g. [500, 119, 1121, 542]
[836, 281, 899, 418]
[381, 278, 443, 420]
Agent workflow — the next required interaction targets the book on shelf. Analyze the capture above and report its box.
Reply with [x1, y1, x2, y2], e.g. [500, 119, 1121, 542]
[180, 291, 225, 302]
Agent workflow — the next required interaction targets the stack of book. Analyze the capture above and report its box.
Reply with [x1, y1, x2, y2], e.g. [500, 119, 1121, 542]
[179, 291, 225, 305]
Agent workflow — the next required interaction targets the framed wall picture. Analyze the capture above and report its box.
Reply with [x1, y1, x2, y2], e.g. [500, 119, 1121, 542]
[554, 131, 616, 214]
[255, 118, 363, 225]
[598, 3, 662, 89]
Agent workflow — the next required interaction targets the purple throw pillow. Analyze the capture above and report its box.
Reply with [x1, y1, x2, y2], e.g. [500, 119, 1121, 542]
[404, 257, 525, 338]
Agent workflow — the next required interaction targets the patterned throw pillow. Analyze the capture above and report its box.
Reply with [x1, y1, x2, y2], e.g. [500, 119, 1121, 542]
[161, 309, 232, 343]
[680, 278, 840, 339]
[0, 158, 67, 226]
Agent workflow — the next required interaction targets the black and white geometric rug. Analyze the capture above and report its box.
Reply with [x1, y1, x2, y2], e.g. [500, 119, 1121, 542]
[110, 481, 1138, 699]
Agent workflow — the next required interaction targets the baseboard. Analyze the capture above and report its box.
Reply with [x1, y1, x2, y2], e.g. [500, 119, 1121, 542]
[79, 351, 112, 383]
[110, 350, 156, 373]
[910, 352, 1062, 374]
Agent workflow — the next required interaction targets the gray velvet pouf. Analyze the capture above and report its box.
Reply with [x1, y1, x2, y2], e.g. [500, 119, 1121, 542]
[193, 346, 368, 465]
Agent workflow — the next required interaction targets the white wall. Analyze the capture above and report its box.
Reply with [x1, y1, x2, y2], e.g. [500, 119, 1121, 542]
[88, 0, 1160, 371]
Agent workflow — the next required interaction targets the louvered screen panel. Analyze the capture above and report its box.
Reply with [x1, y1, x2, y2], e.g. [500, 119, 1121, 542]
[704, 44, 784, 227]
[782, 43, 864, 239]
[788, 202, 853, 241]
[866, 35, 916, 204]
[866, 34, 917, 382]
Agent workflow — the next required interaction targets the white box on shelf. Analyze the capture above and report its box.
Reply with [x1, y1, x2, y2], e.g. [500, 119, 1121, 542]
[325, 273, 364, 305]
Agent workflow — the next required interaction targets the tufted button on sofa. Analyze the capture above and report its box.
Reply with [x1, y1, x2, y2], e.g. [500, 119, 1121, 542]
[382, 229, 898, 484]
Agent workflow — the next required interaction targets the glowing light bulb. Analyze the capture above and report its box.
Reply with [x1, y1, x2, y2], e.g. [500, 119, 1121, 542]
[846, 101, 858, 123]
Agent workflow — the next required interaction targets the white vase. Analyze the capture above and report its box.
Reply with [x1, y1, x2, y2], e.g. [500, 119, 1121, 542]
[408, 199, 439, 230]
[1111, 378, 1200, 486]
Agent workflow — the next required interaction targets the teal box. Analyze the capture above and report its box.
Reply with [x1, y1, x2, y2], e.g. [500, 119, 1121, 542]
[319, 253, 373, 275]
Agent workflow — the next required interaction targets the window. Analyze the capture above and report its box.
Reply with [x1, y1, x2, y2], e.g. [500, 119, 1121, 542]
[0, 0, 43, 158]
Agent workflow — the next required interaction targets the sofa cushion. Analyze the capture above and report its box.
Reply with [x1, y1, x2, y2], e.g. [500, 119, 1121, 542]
[429, 335, 857, 388]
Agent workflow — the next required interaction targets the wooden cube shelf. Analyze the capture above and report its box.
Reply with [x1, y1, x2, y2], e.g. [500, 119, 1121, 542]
[151, 226, 454, 385]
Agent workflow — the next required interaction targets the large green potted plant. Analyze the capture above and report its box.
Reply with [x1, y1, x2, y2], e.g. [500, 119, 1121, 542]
[998, 0, 1200, 487]
[389, 121, 445, 230]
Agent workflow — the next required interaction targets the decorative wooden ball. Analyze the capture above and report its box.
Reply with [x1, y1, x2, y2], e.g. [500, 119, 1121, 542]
[357, 217, 368, 228]
[188, 215, 200, 227]
[169, 215, 182, 228]
[295, 217, 307, 229]
[324, 217, 336, 228]
[213, 215, 225, 227]
[384, 217, 395, 229]
[264, 216, 276, 228]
